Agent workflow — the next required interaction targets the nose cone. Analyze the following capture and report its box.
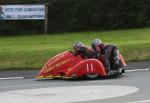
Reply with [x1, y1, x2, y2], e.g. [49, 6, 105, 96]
[35, 69, 53, 79]
[35, 70, 44, 79]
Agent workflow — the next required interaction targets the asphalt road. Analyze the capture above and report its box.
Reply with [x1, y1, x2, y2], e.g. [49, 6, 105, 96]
[0, 61, 150, 103]
[0, 61, 150, 78]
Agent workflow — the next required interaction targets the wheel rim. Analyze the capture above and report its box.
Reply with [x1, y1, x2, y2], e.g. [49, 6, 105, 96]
[86, 74, 98, 79]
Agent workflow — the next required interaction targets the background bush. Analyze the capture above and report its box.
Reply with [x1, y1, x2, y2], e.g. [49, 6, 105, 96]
[0, 0, 150, 35]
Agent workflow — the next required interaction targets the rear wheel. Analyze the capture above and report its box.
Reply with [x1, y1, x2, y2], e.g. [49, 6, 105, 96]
[85, 73, 98, 79]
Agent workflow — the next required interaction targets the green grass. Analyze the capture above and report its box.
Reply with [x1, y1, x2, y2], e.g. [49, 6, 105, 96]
[0, 28, 150, 70]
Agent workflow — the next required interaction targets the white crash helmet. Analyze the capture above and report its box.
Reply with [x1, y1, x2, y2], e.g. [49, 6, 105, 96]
[91, 39, 102, 50]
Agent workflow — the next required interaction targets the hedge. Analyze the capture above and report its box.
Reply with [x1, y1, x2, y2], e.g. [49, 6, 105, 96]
[0, 0, 150, 35]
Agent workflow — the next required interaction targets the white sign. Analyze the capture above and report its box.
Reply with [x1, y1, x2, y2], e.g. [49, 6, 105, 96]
[0, 5, 45, 20]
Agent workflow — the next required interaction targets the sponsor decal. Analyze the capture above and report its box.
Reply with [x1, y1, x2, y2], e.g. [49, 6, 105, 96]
[44, 58, 70, 73]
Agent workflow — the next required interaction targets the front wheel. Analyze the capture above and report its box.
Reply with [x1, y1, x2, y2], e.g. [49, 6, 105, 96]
[85, 73, 98, 79]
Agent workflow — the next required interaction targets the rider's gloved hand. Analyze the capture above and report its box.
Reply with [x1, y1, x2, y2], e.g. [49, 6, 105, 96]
[95, 51, 101, 59]
[72, 51, 78, 56]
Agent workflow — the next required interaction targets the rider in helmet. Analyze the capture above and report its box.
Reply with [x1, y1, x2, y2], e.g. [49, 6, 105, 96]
[91, 39, 120, 75]
[73, 41, 96, 59]
[91, 39, 103, 59]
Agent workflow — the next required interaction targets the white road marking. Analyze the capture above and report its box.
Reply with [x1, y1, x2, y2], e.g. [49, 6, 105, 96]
[0, 77, 24, 80]
[0, 76, 33, 80]
[0, 85, 138, 103]
[126, 68, 150, 73]
[127, 99, 150, 103]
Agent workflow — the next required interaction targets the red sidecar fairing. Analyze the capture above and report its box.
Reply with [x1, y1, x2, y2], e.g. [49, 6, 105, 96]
[36, 51, 107, 79]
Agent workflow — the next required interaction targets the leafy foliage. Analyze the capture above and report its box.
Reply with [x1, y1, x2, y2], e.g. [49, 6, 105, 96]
[0, 0, 150, 35]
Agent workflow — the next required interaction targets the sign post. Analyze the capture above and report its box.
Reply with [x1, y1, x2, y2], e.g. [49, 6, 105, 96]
[44, 2, 48, 34]
[44, 0, 51, 34]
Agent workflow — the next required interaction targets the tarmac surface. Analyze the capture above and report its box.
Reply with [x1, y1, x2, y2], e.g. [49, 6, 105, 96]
[0, 61, 150, 103]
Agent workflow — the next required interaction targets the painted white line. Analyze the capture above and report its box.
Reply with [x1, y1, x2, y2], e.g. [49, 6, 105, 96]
[0, 77, 24, 80]
[0, 76, 33, 80]
[0, 85, 138, 103]
[126, 68, 150, 73]
[127, 99, 150, 103]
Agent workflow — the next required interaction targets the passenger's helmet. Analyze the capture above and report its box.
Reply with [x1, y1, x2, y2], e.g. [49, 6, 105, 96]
[73, 41, 84, 49]
[91, 39, 102, 50]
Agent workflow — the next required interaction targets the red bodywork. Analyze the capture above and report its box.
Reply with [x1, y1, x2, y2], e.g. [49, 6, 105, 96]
[36, 51, 126, 79]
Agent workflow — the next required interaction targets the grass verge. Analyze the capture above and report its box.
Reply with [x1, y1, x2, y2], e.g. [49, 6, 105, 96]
[0, 28, 150, 70]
